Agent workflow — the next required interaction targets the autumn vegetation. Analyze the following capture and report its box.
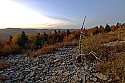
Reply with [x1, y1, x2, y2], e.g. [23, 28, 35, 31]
[0, 22, 125, 76]
[0, 23, 124, 57]
[81, 23, 125, 82]
[0, 29, 79, 57]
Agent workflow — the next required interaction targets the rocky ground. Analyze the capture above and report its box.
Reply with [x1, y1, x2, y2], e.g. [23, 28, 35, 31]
[0, 46, 109, 83]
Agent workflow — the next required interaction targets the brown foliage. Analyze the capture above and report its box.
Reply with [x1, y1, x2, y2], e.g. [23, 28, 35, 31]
[27, 45, 56, 57]
[0, 43, 21, 56]
[27, 39, 78, 58]
[82, 28, 125, 82]
[95, 53, 125, 82]
[63, 34, 75, 41]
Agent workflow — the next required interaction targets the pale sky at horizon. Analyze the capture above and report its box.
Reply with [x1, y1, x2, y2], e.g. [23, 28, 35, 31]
[0, 0, 125, 29]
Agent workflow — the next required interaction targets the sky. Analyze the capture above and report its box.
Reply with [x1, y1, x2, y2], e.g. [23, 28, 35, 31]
[0, 0, 125, 29]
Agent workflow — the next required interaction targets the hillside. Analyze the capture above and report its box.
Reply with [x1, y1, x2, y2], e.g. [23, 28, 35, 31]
[0, 23, 125, 82]
[2, 27, 125, 82]
[81, 28, 125, 82]
[0, 28, 78, 41]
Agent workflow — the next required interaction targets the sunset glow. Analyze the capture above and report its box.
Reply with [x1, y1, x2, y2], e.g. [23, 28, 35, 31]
[0, 0, 58, 28]
[0, 0, 125, 29]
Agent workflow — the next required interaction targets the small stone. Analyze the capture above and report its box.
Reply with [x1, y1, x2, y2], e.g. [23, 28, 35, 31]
[0, 71, 3, 74]
[5, 80, 11, 83]
[29, 72, 34, 77]
[24, 68, 31, 72]
[91, 77, 97, 82]
[30, 67, 37, 70]
[73, 75, 79, 81]
[63, 71, 69, 76]
[77, 78, 83, 83]
[96, 73, 109, 81]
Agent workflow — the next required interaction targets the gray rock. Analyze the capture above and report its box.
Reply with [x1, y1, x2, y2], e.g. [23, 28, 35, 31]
[95, 73, 109, 81]
[0, 71, 3, 74]
[0, 46, 104, 82]
[5, 80, 11, 83]
[90, 77, 97, 82]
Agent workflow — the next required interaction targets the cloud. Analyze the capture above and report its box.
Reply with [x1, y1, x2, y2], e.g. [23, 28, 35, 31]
[32, 23, 71, 29]
[45, 15, 75, 22]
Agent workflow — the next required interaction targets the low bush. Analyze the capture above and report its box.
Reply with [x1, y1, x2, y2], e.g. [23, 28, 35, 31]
[27, 45, 56, 57]
[27, 39, 78, 58]
[95, 53, 125, 82]
[81, 29, 125, 82]
[0, 43, 21, 56]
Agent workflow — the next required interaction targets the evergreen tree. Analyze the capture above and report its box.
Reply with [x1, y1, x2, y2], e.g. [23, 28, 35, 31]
[94, 26, 98, 28]
[54, 30, 57, 34]
[116, 22, 121, 27]
[104, 24, 111, 32]
[66, 29, 71, 37]
[18, 31, 28, 47]
[42, 32, 48, 45]
[34, 33, 41, 47]
[99, 25, 104, 28]
[58, 30, 61, 33]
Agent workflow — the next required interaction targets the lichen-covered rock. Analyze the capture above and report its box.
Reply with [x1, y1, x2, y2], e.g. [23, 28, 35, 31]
[0, 46, 107, 83]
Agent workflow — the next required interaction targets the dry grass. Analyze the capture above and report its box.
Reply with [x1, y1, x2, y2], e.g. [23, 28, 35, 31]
[81, 29, 125, 82]
[95, 53, 125, 82]
[27, 45, 56, 58]
[0, 43, 21, 56]
[82, 29, 125, 57]
[27, 39, 79, 58]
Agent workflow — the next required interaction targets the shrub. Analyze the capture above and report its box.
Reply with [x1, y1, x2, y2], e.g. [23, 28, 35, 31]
[17, 31, 28, 47]
[0, 43, 21, 56]
[95, 53, 125, 82]
[27, 45, 56, 57]
[104, 24, 111, 32]
[27, 39, 79, 58]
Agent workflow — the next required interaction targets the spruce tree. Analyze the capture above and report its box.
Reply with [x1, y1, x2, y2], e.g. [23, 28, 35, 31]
[18, 31, 28, 47]
[54, 30, 57, 34]
[58, 30, 61, 33]
[66, 29, 71, 37]
[42, 32, 48, 45]
[34, 33, 41, 47]
[99, 25, 104, 28]
[116, 22, 121, 27]
[104, 24, 111, 32]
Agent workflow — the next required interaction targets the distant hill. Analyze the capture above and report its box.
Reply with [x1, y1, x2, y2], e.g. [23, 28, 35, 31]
[0, 28, 78, 41]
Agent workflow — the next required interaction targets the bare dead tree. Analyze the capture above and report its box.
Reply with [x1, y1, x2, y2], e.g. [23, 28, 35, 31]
[81, 15, 87, 30]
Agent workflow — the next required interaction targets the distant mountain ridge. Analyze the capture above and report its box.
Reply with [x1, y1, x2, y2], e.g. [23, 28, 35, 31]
[0, 28, 78, 41]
